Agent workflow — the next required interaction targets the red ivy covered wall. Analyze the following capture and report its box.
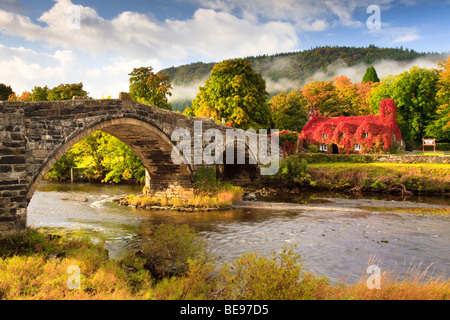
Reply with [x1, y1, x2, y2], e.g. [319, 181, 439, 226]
[299, 99, 402, 154]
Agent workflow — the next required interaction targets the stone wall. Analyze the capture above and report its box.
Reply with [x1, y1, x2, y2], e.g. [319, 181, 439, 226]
[0, 102, 27, 236]
[297, 153, 450, 164]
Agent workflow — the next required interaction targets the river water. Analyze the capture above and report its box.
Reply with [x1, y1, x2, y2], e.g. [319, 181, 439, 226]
[28, 181, 450, 283]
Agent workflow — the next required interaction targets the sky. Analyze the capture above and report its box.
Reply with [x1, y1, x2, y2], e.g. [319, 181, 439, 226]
[0, 0, 449, 99]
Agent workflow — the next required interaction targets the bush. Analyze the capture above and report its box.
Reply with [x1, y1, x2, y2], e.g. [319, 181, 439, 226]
[141, 224, 213, 281]
[436, 143, 450, 151]
[276, 155, 311, 186]
[193, 165, 217, 191]
[216, 246, 308, 300]
[308, 145, 319, 153]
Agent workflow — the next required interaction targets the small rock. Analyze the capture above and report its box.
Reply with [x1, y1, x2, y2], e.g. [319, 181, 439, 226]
[61, 195, 88, 202]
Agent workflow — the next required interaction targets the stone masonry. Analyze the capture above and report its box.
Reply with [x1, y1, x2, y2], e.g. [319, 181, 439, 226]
[0, 94, 263, 236]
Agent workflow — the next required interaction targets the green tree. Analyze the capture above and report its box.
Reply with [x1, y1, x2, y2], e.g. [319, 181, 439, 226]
[191, 58, 272, 130]
[47, 132, 145, 184]
[47, 83, 89, 101]
[0, 83, 14, 100]
[269, 90, 308, 131]
[370, 66, 439, 145]
[30, 86, 50, 101]
[129, 66, 172, 110]
[426, 56, 450, 141]
[362, 66, 380, 83]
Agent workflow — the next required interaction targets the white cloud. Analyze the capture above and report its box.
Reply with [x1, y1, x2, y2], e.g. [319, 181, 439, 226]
[0, 0, 299, 62]
[196, 0, 412, 31]
[0, 0, 301, 98]
[0, 43, 162, 98]
[367, 26, 422, 45]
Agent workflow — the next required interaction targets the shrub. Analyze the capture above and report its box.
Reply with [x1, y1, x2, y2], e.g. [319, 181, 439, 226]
[216, 246, 307, 300]
[193, 165, 217, 191]
[276, 155, 311, 186]
[308, 145, 319, 153]
[142, 224, 213, 281]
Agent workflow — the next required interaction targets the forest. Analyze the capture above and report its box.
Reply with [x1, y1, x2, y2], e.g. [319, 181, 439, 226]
[160, 45, 438, 86]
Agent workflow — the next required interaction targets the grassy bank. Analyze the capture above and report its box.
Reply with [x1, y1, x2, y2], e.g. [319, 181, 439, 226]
[1, 228, 449, 300]
[307, 163, 450, 193]
[271, 155, 450, 194]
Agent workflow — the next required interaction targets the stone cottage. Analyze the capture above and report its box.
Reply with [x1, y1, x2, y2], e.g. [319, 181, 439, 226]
[299, 98, 404, 154]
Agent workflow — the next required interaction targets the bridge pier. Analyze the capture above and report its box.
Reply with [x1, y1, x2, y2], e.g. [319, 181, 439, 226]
[0, 102, 28, 236]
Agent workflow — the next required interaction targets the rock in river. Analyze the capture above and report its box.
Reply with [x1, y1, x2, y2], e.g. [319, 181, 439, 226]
[61, 194, 88, 202]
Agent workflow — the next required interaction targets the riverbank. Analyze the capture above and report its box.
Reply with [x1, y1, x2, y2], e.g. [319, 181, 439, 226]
[306, 162, 450, 194]
[269, 154, 450, 195]
[1, 227, 449, 300]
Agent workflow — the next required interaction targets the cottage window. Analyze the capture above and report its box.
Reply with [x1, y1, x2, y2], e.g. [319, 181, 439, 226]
[319, 144, 328, 152]
[354, 144, 362, 151]
[363, 132, 369, 138]
[322, 133, 327, 138]
[340, 132, 344, 138]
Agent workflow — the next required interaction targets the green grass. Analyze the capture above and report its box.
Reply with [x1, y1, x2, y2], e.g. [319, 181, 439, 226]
[413, 152, 447, 156]
[305, 162, 450, 193]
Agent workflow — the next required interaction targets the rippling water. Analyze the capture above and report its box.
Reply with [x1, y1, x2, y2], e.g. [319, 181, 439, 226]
[28, 181, 450, 283]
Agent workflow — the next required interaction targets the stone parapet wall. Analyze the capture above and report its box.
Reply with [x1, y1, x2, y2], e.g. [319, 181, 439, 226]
[296, 153, 450, 164]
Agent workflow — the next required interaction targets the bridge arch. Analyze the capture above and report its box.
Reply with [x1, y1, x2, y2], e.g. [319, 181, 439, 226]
[27, 117, 193, 200]
[216, 139, 261, 184]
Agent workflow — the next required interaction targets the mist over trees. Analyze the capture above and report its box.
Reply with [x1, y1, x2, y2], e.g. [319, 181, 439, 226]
[160, 45, 435, 89]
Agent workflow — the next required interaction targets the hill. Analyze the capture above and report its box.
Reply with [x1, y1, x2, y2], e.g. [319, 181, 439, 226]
[160, 45, 444, 111]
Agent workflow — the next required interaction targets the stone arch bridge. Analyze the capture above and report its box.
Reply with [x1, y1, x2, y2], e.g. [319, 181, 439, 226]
[0, 94, 277, 236]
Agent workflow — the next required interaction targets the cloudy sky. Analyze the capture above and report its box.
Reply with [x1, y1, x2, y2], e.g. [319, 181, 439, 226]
[1, 0, 449, 98]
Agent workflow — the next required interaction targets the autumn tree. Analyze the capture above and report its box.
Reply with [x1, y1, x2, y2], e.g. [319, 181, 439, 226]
[426, 56, 450, 141]
[7, 91, 32, 101]
[301, 80, 340, 117]
[47, 83, 89, 101]
[30, 86, 50, 101]
[129, 66, 172, 110]
[269, 90, 308, 132]
[191, 58, 272, 130]
[0, 83, 13, 100]
[301, 76, 374, 117]
[362, 66, 380, 83]
[370, 66, 439, 145]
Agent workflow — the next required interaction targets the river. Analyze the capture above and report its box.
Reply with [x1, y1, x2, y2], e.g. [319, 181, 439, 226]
[28, 180, 450, 284]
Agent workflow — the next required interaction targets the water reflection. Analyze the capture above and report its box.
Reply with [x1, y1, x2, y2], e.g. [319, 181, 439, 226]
[28, 181, 450, 283]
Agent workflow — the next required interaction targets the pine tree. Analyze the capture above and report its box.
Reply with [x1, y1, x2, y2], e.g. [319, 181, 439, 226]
[362, 66, 380, 83]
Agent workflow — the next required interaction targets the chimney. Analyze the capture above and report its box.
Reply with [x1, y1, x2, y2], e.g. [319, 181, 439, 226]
[308, 105, 319, 122]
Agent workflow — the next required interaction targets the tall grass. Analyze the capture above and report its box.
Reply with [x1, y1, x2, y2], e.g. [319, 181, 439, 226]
[1, 228, 448, 300]
[124, 184, 243, 210]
